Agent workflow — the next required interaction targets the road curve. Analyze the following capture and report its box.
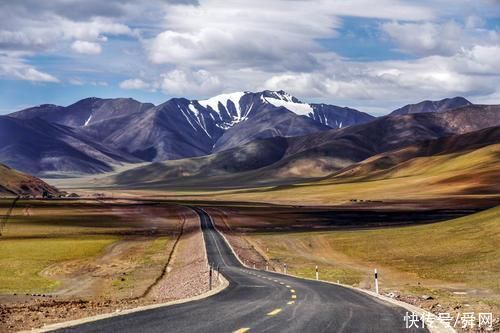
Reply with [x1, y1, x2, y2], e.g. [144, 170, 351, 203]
[57, 208, 427, 333]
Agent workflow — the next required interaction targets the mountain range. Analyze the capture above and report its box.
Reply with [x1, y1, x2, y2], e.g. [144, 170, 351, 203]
[108, 104, 500, 189]
[1, 91, 499, 189]
[390, 96, 472, 115]
[3, 90, 373, 175]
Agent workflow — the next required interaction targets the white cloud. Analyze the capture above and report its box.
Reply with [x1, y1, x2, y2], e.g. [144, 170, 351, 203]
[0, 55, 59, 82]
[71, 40, 102, 54]
[120, 69, 222, 96]
[2, 0, 500, 112]
[382, 19, 499, 57]
[159, 69, 222, 96]
[147, 0, 435, 72]
[382, 21, 464, 56]
[120, 78, 151, 90]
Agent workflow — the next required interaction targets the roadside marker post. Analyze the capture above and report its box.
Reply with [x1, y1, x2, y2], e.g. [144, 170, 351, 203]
[266, 262, 269, 271]
[284, 263, 287, 275]
[253, 263, 256, 269]
[374, 269, 379, 294]
[315, 265, 319, 281]
[209, 265, 213, 291]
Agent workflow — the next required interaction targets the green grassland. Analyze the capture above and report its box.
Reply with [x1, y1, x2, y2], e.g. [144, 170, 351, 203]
[246, 206, 500, 311]
[0, 200, 178, 294]
[0, 236, 117, 293]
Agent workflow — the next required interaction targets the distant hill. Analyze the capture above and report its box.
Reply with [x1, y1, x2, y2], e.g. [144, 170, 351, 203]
[0, 116, 140, 177]
[4, 92, 500, 179]
[106, 106, 500, 189]
[0, 163, 58, 196]
[10, 97, 154, 128]
[5, 91, 373, 175]
[390, 96, 472, 115]
[333, 125, 500, 181]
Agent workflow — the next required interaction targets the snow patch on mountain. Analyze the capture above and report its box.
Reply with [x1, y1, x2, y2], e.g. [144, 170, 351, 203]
[84, 115, 93, 126]
[199, 92, 245, 118]
[264, 97, 313, 116]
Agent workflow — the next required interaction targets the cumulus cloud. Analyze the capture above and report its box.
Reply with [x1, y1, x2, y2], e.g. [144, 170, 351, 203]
[2, 0, 500, 111]
[382, 19, 499, 57]
[263, 45, 500, 107]
[0, 55, 59, 82]
[120, 78, 151, 90]
[71, 40, 102, 54]
[159, 69, 222, 95]
[120, 69, 222, 96]
[147, 0, 436, 72]
[382, 21, 464, 56]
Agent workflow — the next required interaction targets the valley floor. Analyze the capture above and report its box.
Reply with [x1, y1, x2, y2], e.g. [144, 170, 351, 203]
[0, 200, 214, 332]
[1, 196, 499, 331]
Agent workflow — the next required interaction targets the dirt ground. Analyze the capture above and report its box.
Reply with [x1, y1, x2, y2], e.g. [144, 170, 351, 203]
[0, 203, 215, 333]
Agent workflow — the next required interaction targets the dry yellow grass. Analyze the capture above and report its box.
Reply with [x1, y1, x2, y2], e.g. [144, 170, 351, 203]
[244, 206, 500, 312]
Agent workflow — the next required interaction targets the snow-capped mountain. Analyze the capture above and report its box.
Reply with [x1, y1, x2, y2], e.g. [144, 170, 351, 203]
[6, 90, 374, 173]
[187, 90, 373, 131]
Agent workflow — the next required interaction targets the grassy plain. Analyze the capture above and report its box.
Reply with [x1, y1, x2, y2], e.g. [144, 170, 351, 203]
[239, 206, 500, 312]
[0, 200, 181, 295]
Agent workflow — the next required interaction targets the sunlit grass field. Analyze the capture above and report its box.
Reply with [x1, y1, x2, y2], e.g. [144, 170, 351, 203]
[0, 200, 179, 294]
[0, 236, 118, 293]
[245, 206, 500, 310]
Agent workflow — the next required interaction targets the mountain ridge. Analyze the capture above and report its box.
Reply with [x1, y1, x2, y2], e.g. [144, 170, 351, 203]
[390, 96, 472, 115]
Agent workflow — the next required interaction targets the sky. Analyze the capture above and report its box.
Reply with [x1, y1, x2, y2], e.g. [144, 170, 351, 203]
[0, 0, 499, 116]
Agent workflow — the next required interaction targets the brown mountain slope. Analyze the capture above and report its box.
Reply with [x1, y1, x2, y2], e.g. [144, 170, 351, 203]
[0, 164, 58, 196]
[105, 106, 500, 190]
[334, 125, 500, 179]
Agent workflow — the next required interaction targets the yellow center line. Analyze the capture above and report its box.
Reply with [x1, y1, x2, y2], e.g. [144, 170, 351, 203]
[267, 308, 282, 316]
[233, 328, 250, 333]
[287, 301, 295, 305]
[291, 294, 297, 299]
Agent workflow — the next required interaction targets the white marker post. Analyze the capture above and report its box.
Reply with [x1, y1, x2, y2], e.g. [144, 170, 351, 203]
[284, 263, 287, 275]
[266, 262, 269, 271]
[253, 263, 256, 269]
[374, 269, 379, 294]
[315, 265, 319, 281]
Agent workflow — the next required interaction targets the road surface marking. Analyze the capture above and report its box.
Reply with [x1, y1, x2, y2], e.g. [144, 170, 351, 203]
[291, 294, 297, 299]
[290, 289, 295, 293]
[287, 301, 295, 305]
[279, 282, 284, 285]
[286, 285, 291, 288]
[273, 280, 278, 282]
[267, 308, 282, 316]
[206, 217, 228, 266]
[233, 328, 250, 333]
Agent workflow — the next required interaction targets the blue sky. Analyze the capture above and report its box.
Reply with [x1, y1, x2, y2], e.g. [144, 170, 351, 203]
[1, 0, 499, 116]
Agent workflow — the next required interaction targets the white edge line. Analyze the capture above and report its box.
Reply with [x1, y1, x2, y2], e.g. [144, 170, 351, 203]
[210, 213, 456, 333]
[27, 208, 230, 333]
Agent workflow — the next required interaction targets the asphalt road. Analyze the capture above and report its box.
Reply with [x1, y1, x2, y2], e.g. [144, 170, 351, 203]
[58, 208, 427, 333]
